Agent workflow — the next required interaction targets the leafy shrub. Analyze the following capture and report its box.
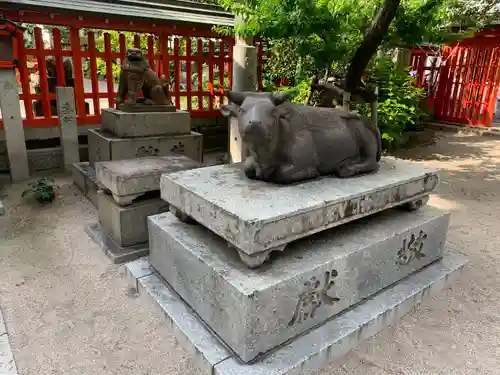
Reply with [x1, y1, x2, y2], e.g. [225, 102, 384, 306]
[22, 178, 57, 204]
[355, 56, 426, 148]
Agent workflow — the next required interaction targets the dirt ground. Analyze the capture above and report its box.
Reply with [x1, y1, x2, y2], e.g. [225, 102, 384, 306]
[0, 130, 499, 375]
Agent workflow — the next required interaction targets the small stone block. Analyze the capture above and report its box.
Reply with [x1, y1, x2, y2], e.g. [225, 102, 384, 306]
[123, 257, 153, 291]
[129, 254, 467, 375]
[101, 108, 190, 138]
[98, 190, 169, 247]
[0, 201, 4, 215]
[85, 222, 149, 264]
[88, 129, 203, 166]
[161, 157, 439, 258]
[71, 161, 100, 207]
[95, 155, 201, 204]
[118, 103, 177, 113]
[149, 206, 449, 362]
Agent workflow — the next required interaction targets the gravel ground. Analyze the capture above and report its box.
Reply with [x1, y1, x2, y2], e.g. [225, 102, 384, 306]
[0, 130, 499, 374]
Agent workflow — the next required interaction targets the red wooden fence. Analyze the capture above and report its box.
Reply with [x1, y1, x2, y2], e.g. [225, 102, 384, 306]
[411, 30, 500, 127]
[0, 22, 266, 129]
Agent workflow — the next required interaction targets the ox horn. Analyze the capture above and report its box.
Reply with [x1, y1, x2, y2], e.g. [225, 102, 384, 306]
[225, 89, 247, 106]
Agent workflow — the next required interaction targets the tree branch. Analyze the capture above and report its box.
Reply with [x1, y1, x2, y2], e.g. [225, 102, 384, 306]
[345, 0, 401, 92]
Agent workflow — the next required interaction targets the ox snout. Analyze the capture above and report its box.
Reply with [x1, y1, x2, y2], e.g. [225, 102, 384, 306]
[242, 120, 267, 140]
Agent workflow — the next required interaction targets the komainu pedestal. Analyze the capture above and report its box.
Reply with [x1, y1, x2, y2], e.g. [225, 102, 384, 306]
[161, 157, 439, 268]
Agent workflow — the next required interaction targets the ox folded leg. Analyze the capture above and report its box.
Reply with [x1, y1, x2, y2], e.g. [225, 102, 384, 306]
[274, 164, 320, 184]
[336, 157, 379, 178]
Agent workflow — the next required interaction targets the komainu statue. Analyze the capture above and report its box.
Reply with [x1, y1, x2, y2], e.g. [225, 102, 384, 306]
[220, 90, 382, 184]
[115, 48, 172, 107]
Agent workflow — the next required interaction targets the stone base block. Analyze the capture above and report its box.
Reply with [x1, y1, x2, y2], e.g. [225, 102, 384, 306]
[95, 155, 201, 206]
[98, 190, 169, 247]
[72, 161, 100, 207]
[101, 108, 190, 138]
[85, 222, 149, 264]
[117, 103, 176, 113]
[161, 157, 439, 267]
[149, 206, 450, 362]
[88, 129, 203, 166]
[127, 253, 467, 375]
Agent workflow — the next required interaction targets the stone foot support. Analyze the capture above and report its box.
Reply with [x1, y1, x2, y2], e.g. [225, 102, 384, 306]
[170, 206, 196, 224]
[402, 195, 430, 211]
[236, 245, 285, 268]
[112, 192, 143, 206]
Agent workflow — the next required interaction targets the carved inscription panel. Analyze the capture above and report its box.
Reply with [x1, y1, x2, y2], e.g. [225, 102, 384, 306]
[136, 145, 159, 157]
[396, 230, 428, 266]
[288, 270, 340, 326]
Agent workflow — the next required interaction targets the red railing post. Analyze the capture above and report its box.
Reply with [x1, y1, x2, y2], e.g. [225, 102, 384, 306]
[34, 26, 51, 119]
[87, 31, 100, 116]
[104, 33, 115, 109]
[197, 39, 203, 111]
[69, 27, 87, 120]
[173, 37, 181, 109]
[186, 37, 192, 112]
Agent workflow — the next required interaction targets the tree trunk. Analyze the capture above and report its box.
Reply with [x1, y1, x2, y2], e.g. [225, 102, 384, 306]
[344, 0, 401, 92]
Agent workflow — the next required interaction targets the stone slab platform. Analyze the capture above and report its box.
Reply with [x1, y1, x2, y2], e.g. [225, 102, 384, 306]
[149, 206, 450, 362]
[98, 190, 169, 247]
[125, 253, 467, 375]
[85, 222, 149, 264]
[72, 161, 100, 208]
[95, 155, 201, 206]
[101, 108, 190, 138]
[161, 157, 439, 264]
[88, 129, 203, 167]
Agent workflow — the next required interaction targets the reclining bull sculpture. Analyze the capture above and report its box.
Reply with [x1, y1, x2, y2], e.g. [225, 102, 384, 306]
[221, 90, 382, 184]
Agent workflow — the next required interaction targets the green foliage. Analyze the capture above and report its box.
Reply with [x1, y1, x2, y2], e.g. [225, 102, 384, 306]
[22, 178, 57, 204]
[355, 57, 425, 148]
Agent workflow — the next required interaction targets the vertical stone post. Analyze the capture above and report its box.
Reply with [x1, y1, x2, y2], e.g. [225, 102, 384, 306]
[0, 20, 29, 182]
[0, 68, 29, 182]
[56, 87, 80, 170]
[229, 15, 258, 163]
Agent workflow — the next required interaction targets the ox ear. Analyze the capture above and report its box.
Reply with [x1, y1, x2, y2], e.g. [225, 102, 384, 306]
[225, 89, 247, 106]
[220, 103, 239, 118]
[270, 92, 291, 106]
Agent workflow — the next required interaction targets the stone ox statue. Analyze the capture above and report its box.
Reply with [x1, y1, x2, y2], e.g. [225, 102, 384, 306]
[220, 90, 382, 184]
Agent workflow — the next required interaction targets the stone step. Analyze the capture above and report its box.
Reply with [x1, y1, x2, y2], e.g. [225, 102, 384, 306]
[88, 129, 203, 167]
[126, 253, 467, 375]
[160, 157, 439, 267]
[101, 108, 190, 138]
[149, 206, 450, 363]
[95, 155, 201, 206]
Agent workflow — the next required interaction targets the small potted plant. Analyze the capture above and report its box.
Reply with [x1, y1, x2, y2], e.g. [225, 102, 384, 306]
[22, 177, 57, 203]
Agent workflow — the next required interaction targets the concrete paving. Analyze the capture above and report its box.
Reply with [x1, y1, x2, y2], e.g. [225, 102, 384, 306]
[0, 130, 499, 374]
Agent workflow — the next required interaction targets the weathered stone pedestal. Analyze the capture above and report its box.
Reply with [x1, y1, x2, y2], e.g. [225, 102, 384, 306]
[86, 154, 201, 263]
[72, 107, 203, 206]
[139, 156, 467, 374]
[161, 157, 439, 268]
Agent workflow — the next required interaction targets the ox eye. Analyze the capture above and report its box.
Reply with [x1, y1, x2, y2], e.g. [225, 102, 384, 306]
[238, 108, 244, 113]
